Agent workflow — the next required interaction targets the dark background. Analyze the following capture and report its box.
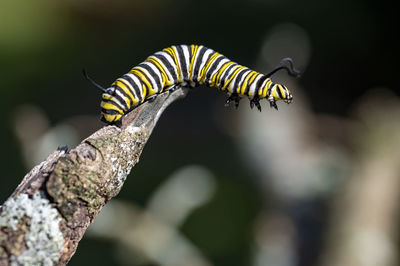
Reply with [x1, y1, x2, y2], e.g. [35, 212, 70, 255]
[1, 0, 398, 265]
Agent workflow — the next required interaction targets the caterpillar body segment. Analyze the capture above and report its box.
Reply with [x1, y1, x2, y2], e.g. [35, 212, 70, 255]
[98, 44, 299, 124]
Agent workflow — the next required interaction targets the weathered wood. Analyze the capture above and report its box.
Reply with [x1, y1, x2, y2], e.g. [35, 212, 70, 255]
[0, 87, 188, 266]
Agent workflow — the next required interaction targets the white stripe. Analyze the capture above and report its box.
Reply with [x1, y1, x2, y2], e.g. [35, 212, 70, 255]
[208, 57, 230, 83]
[135, 66, 158, 94]
[182, 45, 191, 79]
[119, 78, 135, 97]
[196, 48, 214, 82]
[219, 64, 239, 88]
[205, 54, 224, 78]
[172, 46, 182, 81]
[258, 79, 268, 97]
[125, 73, 141, 99]
[235, 69, 251, 94]
[214, 61, 235, 87]
[141, 62, 163, 91]
[115, 89, 129, 109]
[190, 45, 205, 80]
[227, 68, 247, 93]
[155, 51, 179, 81]
[109, 95, 126, 111]
[248, 74, 263, 97]
[148, 55, 173, 85]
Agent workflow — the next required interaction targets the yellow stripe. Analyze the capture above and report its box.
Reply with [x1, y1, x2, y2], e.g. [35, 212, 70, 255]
[101, 101, 124, 114]
[113, 79, 134, 108]
[102, 94, 113, 100]
[281, 86, 288, 99]
[247, 71, 259, 86]
[247, 74, 262, 97]
[213, 61, 235, 87]
[163, 47, 181, 82]
[117, 78, 136, 100]
[102, 114, 122, 123]
[221, 65, 245, 91]
[141, 84, 147, 102]
[199, 52, 220, 84]
[272, 87, 279, 99]
[129, 68, 156, 96]
[277, 85, 285, 99]
[146, 57, 170, 86]
[113, 114, 122, 122]
[239, 71, 256, 95]
[145, 58, 165, 83]
[260, 79, 273, 97]
[189, 45, 199, 80]
[102, 94, 127, 110]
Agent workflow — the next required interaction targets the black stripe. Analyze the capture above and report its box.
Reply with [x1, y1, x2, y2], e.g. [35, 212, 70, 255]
[247, 72, 258, 86]
[197, 50, 216, 82]
[232, 68, 248, 94]
[244, 73, 259, 96]
[176, 45, 189, 82]
[276, 84, 284, 99]
[133, 68, 153, 99]
[153, 53, 178, 83]
[114, 83, 133, 106]
[118, 77, 135, 97]
[138, 63, 162, 93]
[118, 78, 136, 101]
[187, 45, 192, 64]
[102, 98, 125, 113]
[146, 60, 167, 86]
[254, 75, 268, 97]
[110, 89, 129, 111]
[219, 63, 236, 88]
[194, 49, 215, 83]
[122, 74, 143, 103]
[192, 46, 208, 82]
[223, 67, 244, 93]
[101, 108, 121, 115]
[204, 55, 225, 86]
[283, 86, 290, 98]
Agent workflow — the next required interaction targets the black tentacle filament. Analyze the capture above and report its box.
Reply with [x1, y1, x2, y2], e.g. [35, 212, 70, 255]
[82, 69, 108, 92]
[265, 58, 301, 78]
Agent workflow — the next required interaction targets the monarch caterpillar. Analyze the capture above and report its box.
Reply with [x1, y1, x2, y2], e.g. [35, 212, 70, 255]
[84, 44, 300, 125]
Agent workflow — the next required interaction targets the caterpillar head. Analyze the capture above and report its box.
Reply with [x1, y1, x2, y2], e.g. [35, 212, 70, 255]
[100, 87, 124, 124]
[82, 70, 124, 125]
[267, 83, 293, 110]
[263, 57, 299, 108]
[281, 85, 293, 104]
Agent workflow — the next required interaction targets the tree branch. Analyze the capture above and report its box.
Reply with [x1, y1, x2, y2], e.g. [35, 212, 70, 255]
[0, 87, 189, 265]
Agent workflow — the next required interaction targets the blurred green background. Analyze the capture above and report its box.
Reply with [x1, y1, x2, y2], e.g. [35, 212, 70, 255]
[1, 0, 399, 266]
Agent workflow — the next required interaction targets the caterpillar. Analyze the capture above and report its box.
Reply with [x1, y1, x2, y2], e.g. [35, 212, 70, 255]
[84, 44, 300, 125]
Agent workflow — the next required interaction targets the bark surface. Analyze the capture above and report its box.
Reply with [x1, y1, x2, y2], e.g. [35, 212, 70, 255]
[0, 88, 188, 265]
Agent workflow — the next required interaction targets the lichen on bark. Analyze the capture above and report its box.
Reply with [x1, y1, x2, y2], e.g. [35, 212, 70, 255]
[0, 192, 64, 265]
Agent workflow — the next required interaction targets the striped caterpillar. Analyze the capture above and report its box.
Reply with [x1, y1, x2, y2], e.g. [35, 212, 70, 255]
[84, 44, 300, 124]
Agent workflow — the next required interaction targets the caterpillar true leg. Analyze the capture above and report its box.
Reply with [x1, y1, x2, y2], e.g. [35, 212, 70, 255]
[225, 93, 241, 109]
[147, 95, 157, 102]
[268, 97, 278, 110]
[168, 85, 179, 92]
[250, 97, 262, 112]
